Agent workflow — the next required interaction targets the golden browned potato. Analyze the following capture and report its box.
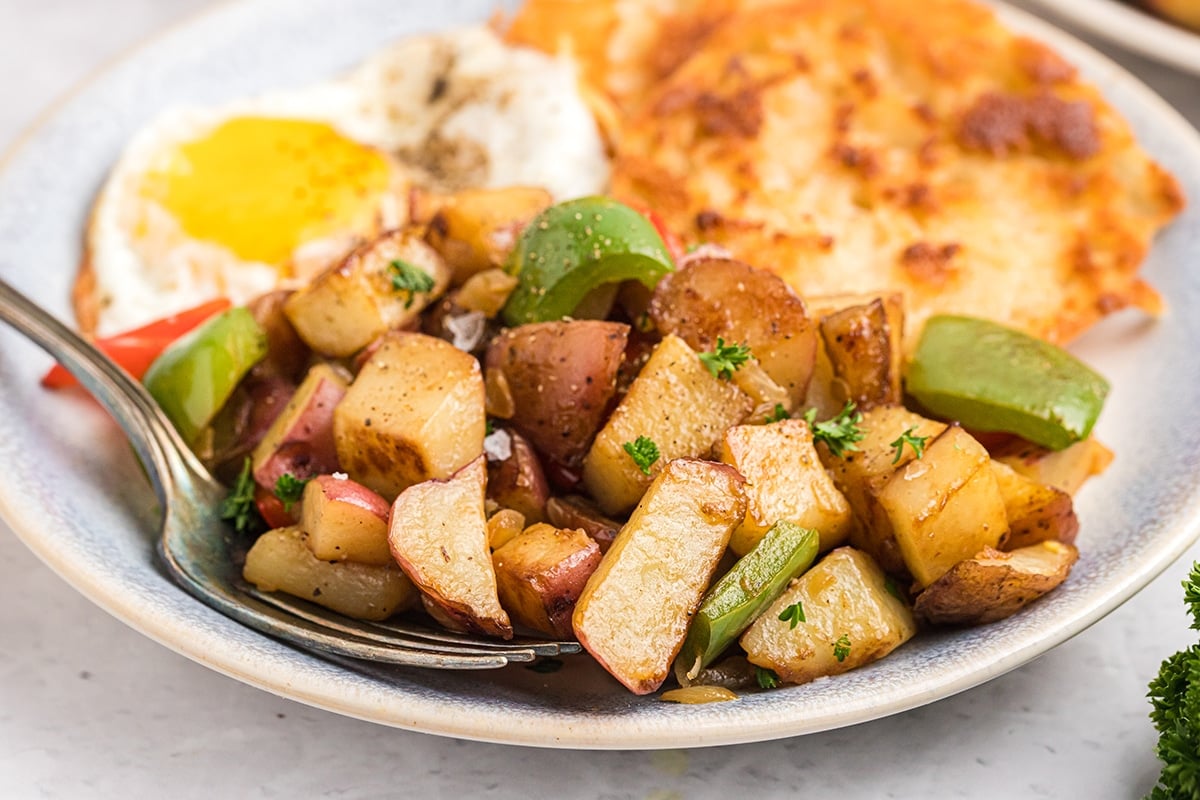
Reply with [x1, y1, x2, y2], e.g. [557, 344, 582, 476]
[251, 363, 348, 489]
[818, 296, 903, 411]
[485, 320, 629, 467]
[740, 547, 916, 685]
[334, 332, 485, 500]
[647, 257, 819, 406]
[299, 474, 392, 565]
[990, 460, 1079, 550]
[1139, 0, 1200, 30]
[425, 186, 553, 284]
[717, 420, 854, 555]
[992, 437, 1114, 495]
[388, 456, 513, 639]
[913, 540, 1079, 626]
[492, 523, 603, 639]
[486, 430, 549, 524]
[573, 459, 747, 694]
[243, 526, 417, 621]
[875, 425, 1008, 588]
[582, 334, 752, 515]
[284, 228, 451, 358]
[821, 405, 947, 577]
[486, 508, 527, 551]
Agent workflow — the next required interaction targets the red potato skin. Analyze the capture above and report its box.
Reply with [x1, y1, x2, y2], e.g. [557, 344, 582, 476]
[309, 474, 391, 518]
[545, 495, 621, 553]
[252, 375, 345, 489]
[205, 372, 296, 484]
[485, 320, 629, 467]
[486, 431, 550, 523]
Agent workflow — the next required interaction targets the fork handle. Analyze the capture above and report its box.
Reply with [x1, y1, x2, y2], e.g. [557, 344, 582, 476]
[0, 276, 199, 508]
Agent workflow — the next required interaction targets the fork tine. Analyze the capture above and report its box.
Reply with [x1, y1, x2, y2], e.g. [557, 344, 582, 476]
[246, 587, 579, 661]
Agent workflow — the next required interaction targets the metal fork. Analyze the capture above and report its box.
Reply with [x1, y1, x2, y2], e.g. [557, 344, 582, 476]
[0, 277, 579, 668]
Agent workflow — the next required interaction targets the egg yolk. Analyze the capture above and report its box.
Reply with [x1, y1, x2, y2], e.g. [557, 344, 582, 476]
[141, 116, 391, 266]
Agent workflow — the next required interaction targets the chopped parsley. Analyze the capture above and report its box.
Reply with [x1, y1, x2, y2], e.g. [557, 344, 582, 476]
[833, 634, 852, 663]
[274, 473, 309, 512]
[485, 418, 496, 435]
[804, 401, 865, 458]
[388, 259, 435, 308]
[755, 666, 781, 690]
[1146, 561, 1200, 799]
[219, 457, 264, 536]
[890, 426, 930, 464]
[623, 435, 661, 476]
[778, 602, 806, 629]
[765, 403, 790, 423]
[698, 337, 752, 381]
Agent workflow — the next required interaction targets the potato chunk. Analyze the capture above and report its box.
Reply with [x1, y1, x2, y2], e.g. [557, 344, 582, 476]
[740, 547, 916, 685]
[648, 257, 818, 406]
[573, 459, 746, 694]
[876, 425, 1008, 588]
[299, 474, 392, 565]
[425, 186, 553, 284]
[334, 331, 485, 500]
[493, 523, 602, 639]
[388, 456, 512, 639]
[818, 295, 903, 411]
[821, 405, 946, 576]
[990, 460, 1078, 550]
[717, 420, 854, 555]
[914, 541, 1079, 626]
[243, 526, 417, 621]
[582, 334, 752, 515]
[284, 228, 451, 357]
[992, 436, 1114, 495]
[251, 363, 347, 489]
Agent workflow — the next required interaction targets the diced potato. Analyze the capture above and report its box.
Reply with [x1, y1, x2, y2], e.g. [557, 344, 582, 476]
[914, 540, 1079, 626]
[334, 331, 485, 500]
[299, 474, 392, 565]
[251, 363, 348, 489]
[486, 508, 527, 551]
[573, 459, 747, 694]
[875, 425, 1008, 588]
[243, 526, 417, 621]
[582, 335, 752, 515]
[821, 405, 947, 576]
[648, 257, 818, 406]
[818, 296, 903, 411]
[992, 437, 1114, 495]
[284, 228, 451, 357]
[717, 420, 854, 555]
[741, 547, 916, 685]
[425, 186, 553, 284]
[456, 269, 519, 318]
[485, 320, 629, 467]
[990, 460, 1079, 549]
[493, 523, 602, 639]
[388, 456, 512, 639]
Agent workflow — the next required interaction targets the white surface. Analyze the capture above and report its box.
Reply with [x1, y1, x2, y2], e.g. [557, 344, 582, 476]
[1, 0, 1199, 796]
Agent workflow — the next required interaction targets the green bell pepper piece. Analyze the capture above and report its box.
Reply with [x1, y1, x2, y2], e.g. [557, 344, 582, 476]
[501, 196, 674, 326]
[905, 315, 1109, 451]
[676, 521, 820, 683]
[143, 306, 268, 444]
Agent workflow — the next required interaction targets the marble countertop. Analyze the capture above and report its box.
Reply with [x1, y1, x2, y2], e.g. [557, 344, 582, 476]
[2, 1, 1198, 797]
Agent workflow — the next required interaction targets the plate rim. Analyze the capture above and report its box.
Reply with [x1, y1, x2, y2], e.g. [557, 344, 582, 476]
[1, 0, 1199, 749]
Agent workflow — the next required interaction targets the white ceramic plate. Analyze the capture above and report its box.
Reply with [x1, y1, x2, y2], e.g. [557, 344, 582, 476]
[1, 0, 1199, 750]
[1023, 0, 1200, 74]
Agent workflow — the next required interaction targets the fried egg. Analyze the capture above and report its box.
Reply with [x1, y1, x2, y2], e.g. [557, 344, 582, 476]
[80, 25, 610, 335]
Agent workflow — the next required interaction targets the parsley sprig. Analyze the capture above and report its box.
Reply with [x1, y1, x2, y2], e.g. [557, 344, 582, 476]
[778, 601, 806, 629]
[219, 457, 265, 536]
[890, 426, 930, 464]
[388, 259, 435, 308]
[623, 435, 661, 476]
[1146, 561, 1200, 799]
[698, 338, 752, 381]
[274, 473, 309, 512]
[765, 403, 790, 423]
[755, 666, 781, 690]
[804, 401, 865, 458]
[833, 634, 852, 663]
